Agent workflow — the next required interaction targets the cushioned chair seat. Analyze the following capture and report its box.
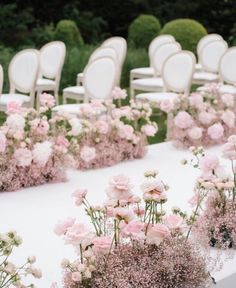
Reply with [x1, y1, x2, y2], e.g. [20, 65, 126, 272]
[136, 92, 178, 103]
[37, 78, 55, 86]
[131, 77, 164, 91]
[193, 72, 219, 82]
[219, 84, 236, 94]
[63, 86, 85, 95]
[52, 104, 83, 115]
[131, 67, 154, 78]
[0, 93, 30, 105]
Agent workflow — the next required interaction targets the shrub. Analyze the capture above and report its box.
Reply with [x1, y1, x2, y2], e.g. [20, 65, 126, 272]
[54, 20, 84, 48]
[228, 23, 236, 46]
[128, 15, 161, 48]
[0, 45, 15, 92]
[31, 23, 55, 48]
[160, 19, 207, 53]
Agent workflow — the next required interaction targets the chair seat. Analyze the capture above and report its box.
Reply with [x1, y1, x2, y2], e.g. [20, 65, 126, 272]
[195, 63, 202, 71]
[136, 92, 178, 103]
[193, 72, 219, 82]
[63, 86, 85, 95]
[0, 93, 30, 105]
[131, 77, 164, 91]
[131, 67, 154, 78]
[52, 104, 83, 115]
[37, 78, 55, 87]
[219, 84, 236, 94]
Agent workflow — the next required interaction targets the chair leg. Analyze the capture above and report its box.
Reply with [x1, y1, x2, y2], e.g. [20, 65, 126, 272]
[130, 86, 135, 100]
[36, 90, 41, 110]
[63, 93, 67, 104]
[54, 90, 59, 105]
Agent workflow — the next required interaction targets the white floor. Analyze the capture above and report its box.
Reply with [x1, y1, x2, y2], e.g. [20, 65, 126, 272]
[0, 142, 235, 287]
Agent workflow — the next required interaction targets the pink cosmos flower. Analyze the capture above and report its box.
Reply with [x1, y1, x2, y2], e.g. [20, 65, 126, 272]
[199, 154, 220, 173]
[80, 146, 96, 162]
[141, 124, 158, 137]
[6, 101, 22, 114]
[147, 224, 170, 245]
[54, 217, 76, 236]
[207, 123, 224, 140]
[160, 99, 173, 113]
[40, 93, 55, 108]
[187, 126, 202, 140]
[65, 223, 92, 245]
[164, 214, 183, 229]
[14, 148, 32, 167]
[92, 236, 112, 255]
[56, 135, 70, 148]
[72, 189, 87, 206]
[0, 131, 7, 153]
[174, 111, 193, 129]
[112, 87, 127, 100]
[94, 120, 109, 134]
[106, 174, 133, 201]
[221, 110, 235, 128]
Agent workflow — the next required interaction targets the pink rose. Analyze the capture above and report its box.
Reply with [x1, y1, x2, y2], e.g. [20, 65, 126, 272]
[189, 93, 204, 110]
[187, 126, 202, 140]
[106, 174, 133, 201]
[14, 148, 32, 167]
[141, 124, 158, 137]
[147, 224, 170, 245]
[80, 146, 96, 162]
[121, 221, 144, 238]
[207, 123, 224, 140]
[198, 111, 214, 125]
[65, 223, 92, 245]
[92, 236, 112, 255]
[40, 93, 55, 108]
[112, 87, 127, 100]
[56, 135, 70, 148]
[0, 131, 7, 153]
[174, 111, 193, 129]
[221, 110, 235, 128]
[160, 99, 173, 113]
[94, 120, 109, 134]
[199, 154, 220, 173]
[164, 214, 183, 229]
[113, 207, 134, 223]
[32, 119, 49, 135]
[118, 124, 134, 140]
[54, 218, 75, 236]
[221, 94, 234, 107]
[72, 189, 87, 206]
[71, 272, 81, 282]
[6, 101, 22, 114]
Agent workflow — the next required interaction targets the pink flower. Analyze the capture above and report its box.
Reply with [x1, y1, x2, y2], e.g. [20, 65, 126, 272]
[164, 214, 183, 229]
[160, 99, 173, 113]
[32, 141, 52, 166]
[14, 148, 32, 167]
[199, 154, 220, 173]
[188, 194, 200, 208]
[54, 218, 75, 236]
[121, 221, 144, 238]
[189, 93, 204, 110]
[106, 174, 133, 201]
[221, 94, 234, 107]
[141, 124, 158, 137]
[221, 110, 235, 128]
[72, 189, 87, 206]
[92, 236, 112, 255]
[113, 207, 134, 223]
[174, 111, 193, 129]
[133, 206, 145, 217]
[40, 93, 55, 108]
[141, 180, 165, 201]
[6, 101, 22, 114]
[80, 146, 96, 162]
[31, 119, 49, 135]
[112, 87, 127, 100]
[0, 131, 7, 153]
[198, 111, 214, 125]
[222, 136, 236, 160]
[65, 223, 92, 245]
[94, 120, 109, 134]
[118, 124, 134, 140]
[187, 126, 202, 140]
[147, 224, 170, 245]
[71, 272, 81, 282]
[56, 135, 70, 148]
[207, 123, 224, 140]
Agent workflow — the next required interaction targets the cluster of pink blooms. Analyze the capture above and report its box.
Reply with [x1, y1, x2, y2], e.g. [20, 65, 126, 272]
[55, 171, 212, 287]
[0, 94, 68, 192]
[160, 83, 236, 148]
[185, 135, 236, 250]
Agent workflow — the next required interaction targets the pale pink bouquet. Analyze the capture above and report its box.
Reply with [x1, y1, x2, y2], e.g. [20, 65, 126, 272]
[55, 171, 213, 288]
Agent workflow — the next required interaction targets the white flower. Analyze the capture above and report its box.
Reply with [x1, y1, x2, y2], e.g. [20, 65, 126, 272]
[6, 114, 25, 132]
[32, 141, 52, 166]
[69, 118, 82, 136]
[14, 148, 32, 167]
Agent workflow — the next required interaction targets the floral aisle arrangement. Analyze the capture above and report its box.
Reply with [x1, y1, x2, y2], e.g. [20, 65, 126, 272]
[55, 171, 213, 288]
[0, 230, 41, 287]
[51, 87, 158, 170]
[0, 95, 68, 192]
[159, 83, 236, 148]
[183, 135, 236, 249]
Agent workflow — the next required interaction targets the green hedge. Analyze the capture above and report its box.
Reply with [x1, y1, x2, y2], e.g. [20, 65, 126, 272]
[160, 19, 207, 53]
[128, 15, 161, 48]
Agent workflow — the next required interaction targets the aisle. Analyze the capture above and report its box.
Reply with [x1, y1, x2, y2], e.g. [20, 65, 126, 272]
[0, 142, 235, 287]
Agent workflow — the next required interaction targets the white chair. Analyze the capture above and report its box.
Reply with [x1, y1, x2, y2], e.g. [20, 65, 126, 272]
[76, 46, 118, 86]
[102, 36, 127, 85]
[196, 34, 223, 71]
[64, 47, 118, 104]
[136, 51, 196, 105]
[36, 41, 66, 106]
[53, 56, 117, 115]
[0, 49, 39, 111]
[193, 40, 228, 85]
[131, 42, 181, 98]
[130, 35, 175, 81]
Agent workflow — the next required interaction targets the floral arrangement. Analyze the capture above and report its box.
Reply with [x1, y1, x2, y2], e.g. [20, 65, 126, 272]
[0, 230, 41, 287]
[51, 87, 158, 170]
[183, 135, 236, 249]
[159, 83, 236, 148]
[55, 171, 213, 288]
[0, 94, 68, 192]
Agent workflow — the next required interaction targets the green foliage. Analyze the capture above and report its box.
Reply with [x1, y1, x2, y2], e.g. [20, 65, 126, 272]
[228, 23, 236, 46]
[31, 23, 55, 48]
[128, 15, 161, 48]
[0, 45, 15, 92]
[160, 19, 207, 53]
[54, 20, 84, 48]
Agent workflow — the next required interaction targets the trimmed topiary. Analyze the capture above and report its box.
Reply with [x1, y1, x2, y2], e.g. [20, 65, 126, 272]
[160, 19, 207, 53]
[128, 14, 161, 48]
[54, 19, 84, 47]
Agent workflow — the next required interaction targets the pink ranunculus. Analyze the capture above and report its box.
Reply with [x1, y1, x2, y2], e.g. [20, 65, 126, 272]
[164, 214, 183, 229]
[118, 124, 134, 140]
[189, 93, 204, 110]
[121, 221, 144, 238]
[80, 146, 96, 162]
[65, 223, 92, 245]
[35, 119, 50, 135]
[106, 174, 133, 201]
[174, 111, 193, 129]
[94, 120, 109, 134]
[112, 87, 127, 100]
[141, 180, 165, 201]
[56, 135, 70, 148]
[199, 154, 220, 173]
[72, 189, 87, 206]
[71, 272, 82, 282]
[113, 207, 134, 223]
[221, 110, 235, 128]
[0, 131, 7, 153]
[207, 123, 224, 140]
[147, 224, 170, 245]
[14, 148, 32, 167]
[188, 194, 199, 208]
[221, 94, 234, 107]
[187, 126, 202, 140]
[228, 135, 236, 144]
[133, 206, 145, 217]
[54, 218, 76, 236]
[40, 93, 55, 108]
[6, 101, 22, 114]
[160, 99, 173, 113]
[141, 124, 158, 137]
[198, 111, 214, 125]
[222, 142, 236, 160]
[92, 236, 112, 255]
